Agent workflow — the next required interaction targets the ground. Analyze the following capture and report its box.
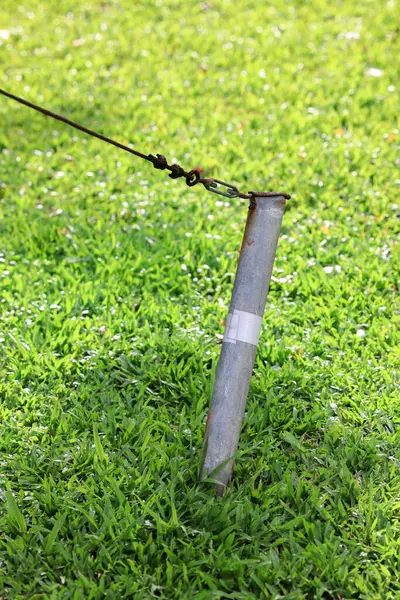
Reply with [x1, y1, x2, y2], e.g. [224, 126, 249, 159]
[0, 0, 399, 598]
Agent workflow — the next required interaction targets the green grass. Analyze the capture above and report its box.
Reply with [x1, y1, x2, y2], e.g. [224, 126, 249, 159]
[0, 0, 399, 597]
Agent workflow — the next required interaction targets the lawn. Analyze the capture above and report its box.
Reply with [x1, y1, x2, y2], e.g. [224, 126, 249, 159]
[0, 0, 399, 598]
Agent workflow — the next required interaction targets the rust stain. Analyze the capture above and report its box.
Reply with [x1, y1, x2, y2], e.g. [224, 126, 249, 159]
[239, 203, 257, 254]
[202, 411, 212, 440]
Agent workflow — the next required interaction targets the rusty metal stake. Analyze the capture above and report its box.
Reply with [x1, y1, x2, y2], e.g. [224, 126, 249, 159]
[201, 193, 288, 495]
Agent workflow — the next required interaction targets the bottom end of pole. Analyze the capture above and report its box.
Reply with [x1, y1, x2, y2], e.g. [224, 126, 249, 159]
[200, 469, 229, 497]
[200, 452, 234, 496]
[215, 482, 227, 497]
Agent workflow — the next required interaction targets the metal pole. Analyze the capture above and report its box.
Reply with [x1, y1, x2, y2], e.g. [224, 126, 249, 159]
[201, 193, 288, 495]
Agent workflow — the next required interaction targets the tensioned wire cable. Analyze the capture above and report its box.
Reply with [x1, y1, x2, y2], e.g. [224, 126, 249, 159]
[0, 88, 290, 201]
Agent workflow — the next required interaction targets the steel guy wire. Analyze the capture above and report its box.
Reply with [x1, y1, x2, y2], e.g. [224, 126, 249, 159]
[0, 88, 290, 202]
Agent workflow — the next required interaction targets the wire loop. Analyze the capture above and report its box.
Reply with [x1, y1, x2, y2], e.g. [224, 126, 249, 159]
[149, 153, 168, 170]
[186, 169, 201, 186]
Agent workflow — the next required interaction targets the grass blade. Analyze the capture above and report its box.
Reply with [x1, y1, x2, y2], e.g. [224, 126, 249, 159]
[5, 491, 27, 533]
[45, 513, 66, 553]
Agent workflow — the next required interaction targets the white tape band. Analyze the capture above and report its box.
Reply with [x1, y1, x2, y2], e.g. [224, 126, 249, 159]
[223, 309, 263, 346]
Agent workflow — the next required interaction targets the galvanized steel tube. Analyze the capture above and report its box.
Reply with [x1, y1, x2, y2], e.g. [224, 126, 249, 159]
[201, 194, 287, 494]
